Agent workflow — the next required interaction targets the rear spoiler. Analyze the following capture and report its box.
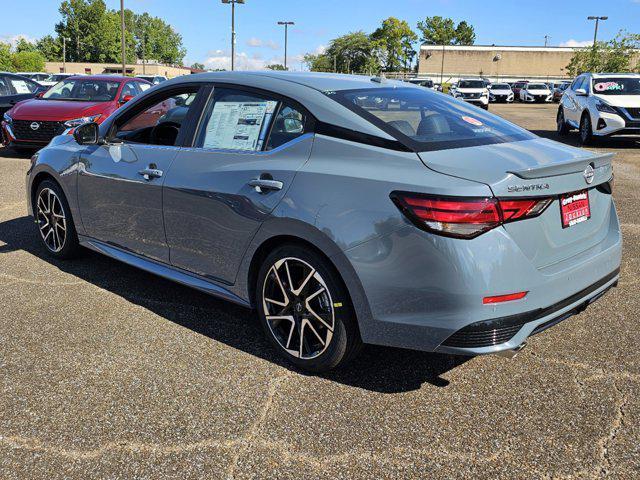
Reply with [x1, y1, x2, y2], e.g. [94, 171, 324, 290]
[508, 152, 614, 179]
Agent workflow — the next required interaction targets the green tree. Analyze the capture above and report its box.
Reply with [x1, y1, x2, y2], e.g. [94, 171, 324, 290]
[566, 32, 640, 76]
[0, 42, 13, 71]
[417, 16, 476, 45]
[266, 63, 286, 70]
[133, 12, 186, 64]
[370, 17, 418, 71]
[36, 35, 63, 61]
[303, 52, 333, 72]
[11, 51, 46, 72]
[15, 38, 38, 53]
[191, 62, 205, 70]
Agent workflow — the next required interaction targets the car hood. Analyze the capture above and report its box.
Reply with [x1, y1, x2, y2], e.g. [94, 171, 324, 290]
[526, 89, 551, 95]
[9, 99, 111, 121]
[594, 94, 640, 108]
[417, 137, 612, 196]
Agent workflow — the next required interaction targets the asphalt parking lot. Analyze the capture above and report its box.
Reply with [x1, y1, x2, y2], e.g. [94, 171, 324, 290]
[0, 102, 638, 479]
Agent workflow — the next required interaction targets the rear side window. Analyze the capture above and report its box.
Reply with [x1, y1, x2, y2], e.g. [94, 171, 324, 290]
[195, 88, 306, 151]
[0, 76, 11, 96]
[327, 87, 533, 152]
[10, 77, 39, 94]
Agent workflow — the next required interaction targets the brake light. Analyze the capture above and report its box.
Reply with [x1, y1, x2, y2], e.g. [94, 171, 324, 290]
[391, 192, 553, 239]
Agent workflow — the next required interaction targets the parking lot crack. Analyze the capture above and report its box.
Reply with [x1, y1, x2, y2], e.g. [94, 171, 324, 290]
[596, 381, 628, 478]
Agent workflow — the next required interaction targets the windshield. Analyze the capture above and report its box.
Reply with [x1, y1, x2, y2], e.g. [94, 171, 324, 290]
[592, 77, 640, 96]
[327, 87, 534, 151]
[458, 80, 484, 89]
[48, 74, 72, 82]
[42, 79, 120, 102]
[137, 76, 154, 82]
[527, 84, 547, 90]
[490, 84, 511, 90]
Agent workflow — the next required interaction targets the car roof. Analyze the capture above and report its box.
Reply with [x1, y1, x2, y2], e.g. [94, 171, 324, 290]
[589, 72, 640, 78]
[132, 71, 411, 140]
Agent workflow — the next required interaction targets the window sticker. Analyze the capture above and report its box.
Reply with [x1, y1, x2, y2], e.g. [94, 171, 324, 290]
[594, 82, 623, 92]
[203, 100, 277, 150]
[11, 80, 32, 94]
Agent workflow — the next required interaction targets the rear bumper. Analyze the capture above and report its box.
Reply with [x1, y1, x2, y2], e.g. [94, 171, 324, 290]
[344, 201, 622, 355]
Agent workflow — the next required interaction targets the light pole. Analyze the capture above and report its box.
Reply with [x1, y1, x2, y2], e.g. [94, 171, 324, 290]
[587, 16, 608, 46]
[62, 37, 71, 73]
[544, 35, 550, 47]
[222, 0, 245, 71]
[277, 21, 294, 70]
[120, 0, 126, 75]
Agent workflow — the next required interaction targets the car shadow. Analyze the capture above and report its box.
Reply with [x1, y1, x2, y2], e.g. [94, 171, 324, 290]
[0, 215, 468, 393]
[529, 129, 640, 149]
[0, 146, 34, 159]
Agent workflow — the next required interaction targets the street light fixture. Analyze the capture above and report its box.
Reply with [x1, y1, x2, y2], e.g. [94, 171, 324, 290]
[587, 16, 608, 46]
[222, 0, 245, 71]
[277, 21, 294, 70]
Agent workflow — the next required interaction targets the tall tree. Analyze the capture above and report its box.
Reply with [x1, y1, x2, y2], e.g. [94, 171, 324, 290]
[566, 32, 640, 76]
[191, 62, 205, 70]
[417, 16, 476, 45]
[370, 17, 418, 71]
[36, 35, 63, 61]
[15, 38, 38, 53]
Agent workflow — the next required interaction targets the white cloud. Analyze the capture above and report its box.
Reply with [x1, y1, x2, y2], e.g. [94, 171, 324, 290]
[0, 33, 37, 48]
[203, 49, 288, 70]
[246, 38, 280, 50]
[559, 39, 593, 47]
[314, 44, 327, 55]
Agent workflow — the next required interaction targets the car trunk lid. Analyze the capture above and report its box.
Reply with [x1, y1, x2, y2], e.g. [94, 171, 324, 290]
[418, 138, 615, 269]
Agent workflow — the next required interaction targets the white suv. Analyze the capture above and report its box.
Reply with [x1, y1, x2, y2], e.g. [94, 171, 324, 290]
[450, 79, 489, 109]
[557, 72, 640, 144]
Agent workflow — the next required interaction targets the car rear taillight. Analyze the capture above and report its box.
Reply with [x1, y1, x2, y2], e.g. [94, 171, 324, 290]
[391, 192, 553, 239]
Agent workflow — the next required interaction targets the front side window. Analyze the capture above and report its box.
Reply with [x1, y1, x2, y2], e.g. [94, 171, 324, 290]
[327, 87, 534, 151]
[592, 77, 640, 96]
[115, 89, 199, 146]
[195, 88, 306, 152]
[43, 79, 120, 102]
[120, 82, 138, 99]
[9, 77, 39, 94]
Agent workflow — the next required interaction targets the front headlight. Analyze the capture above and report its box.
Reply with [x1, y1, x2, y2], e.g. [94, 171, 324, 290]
[3, 112, 12, 124]
[595, 100, 617, 114]
[64, 114, 101, 128]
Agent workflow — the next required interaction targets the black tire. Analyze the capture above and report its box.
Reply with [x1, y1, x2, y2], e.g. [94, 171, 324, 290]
[256, 244, 362, 372]
[579, 113, 594, 145]
[481, 104, 489, 110]
[557, 107, 570, 136]
[34, 179, 80, 259]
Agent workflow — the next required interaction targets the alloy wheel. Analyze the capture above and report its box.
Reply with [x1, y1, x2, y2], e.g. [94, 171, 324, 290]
[36, 187, 67, 253]
[262, 257, 335, 360]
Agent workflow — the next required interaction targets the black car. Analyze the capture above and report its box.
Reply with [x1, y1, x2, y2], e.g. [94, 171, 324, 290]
[0, 73, 45, 117]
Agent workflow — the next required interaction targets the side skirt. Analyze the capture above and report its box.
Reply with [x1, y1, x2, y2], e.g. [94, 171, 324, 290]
[79, 236, 251, 308]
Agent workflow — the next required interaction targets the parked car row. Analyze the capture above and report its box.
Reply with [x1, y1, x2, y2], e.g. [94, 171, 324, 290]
[1, 75, 151, 151]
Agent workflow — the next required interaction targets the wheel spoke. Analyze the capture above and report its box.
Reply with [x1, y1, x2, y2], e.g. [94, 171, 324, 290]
[291, 267, 315, 296]
[302, 318, 326, 347]
[38, 196, 49, 214]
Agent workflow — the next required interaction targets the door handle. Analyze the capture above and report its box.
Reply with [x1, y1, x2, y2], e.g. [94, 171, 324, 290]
[248, 178, 283, 193]
[138, 167, 164, 180]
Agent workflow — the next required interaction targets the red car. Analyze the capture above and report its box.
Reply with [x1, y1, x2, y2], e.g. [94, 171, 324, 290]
[1, 75, 151, 151]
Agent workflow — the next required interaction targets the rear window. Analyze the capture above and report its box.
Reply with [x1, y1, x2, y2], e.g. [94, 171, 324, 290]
[326, 87, 534, 151]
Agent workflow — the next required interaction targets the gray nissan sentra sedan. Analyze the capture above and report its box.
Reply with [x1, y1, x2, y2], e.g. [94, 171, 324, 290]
[26, 72, 621, 372]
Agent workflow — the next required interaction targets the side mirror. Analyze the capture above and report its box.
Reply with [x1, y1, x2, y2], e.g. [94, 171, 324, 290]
[73, 122, 100, 145]
[120, 94, 135, 104]
[575, 88, 588, 96]
[36, 91, 45, 98]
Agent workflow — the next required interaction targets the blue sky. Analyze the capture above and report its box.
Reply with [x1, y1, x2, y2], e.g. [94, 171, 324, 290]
[1, 0, 638, 70]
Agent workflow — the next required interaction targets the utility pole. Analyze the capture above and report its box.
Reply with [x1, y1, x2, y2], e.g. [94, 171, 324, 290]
[277, 21, 294, 70]
[120, 0, 126, 75]
[587, 16, 608, 46]
[222, 0, 245, 71]
[142, 34, 147, 74]
[544, 35, 550, 47]
[440, 44, 446, 85]
[62, 37, 70, 73]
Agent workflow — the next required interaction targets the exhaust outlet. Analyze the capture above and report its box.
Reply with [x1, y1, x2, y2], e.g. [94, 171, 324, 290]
[495, 342, 527, 359]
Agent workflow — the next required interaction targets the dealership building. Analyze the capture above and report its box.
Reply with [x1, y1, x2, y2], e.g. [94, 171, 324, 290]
[417, 45, 580, 83]
[44, 61, 198, 78]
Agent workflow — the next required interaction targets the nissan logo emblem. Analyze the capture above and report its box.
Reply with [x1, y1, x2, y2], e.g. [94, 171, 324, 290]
[30, 122, 40, 131]
[583, 165, 595, 185]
